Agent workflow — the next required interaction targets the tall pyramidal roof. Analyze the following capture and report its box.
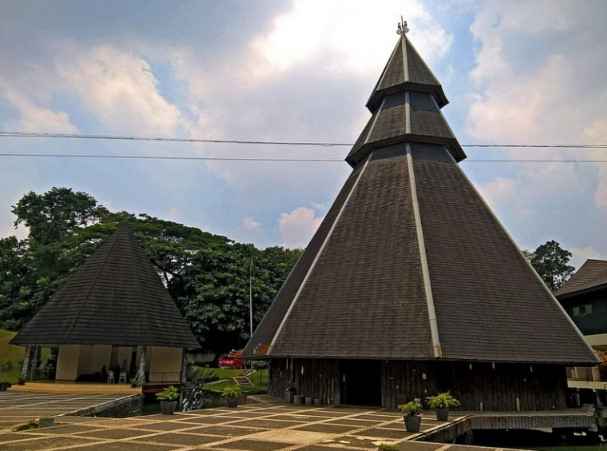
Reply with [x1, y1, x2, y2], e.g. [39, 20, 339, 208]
[245, 28, 596, 365]
[12, 224, 199, 349]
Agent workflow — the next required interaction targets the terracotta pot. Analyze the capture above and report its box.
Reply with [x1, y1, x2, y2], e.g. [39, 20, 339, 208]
[225, 397, 239, 408]
[404, 414, 421, 432]
[160, 400, 178, 415]
[436, 408, 449, 421]
[285, 390, 294, 403]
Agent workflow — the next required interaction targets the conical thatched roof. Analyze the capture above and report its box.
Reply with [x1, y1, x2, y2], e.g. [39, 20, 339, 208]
[12, 224, 199, 349]
[245, 33, 596, 366]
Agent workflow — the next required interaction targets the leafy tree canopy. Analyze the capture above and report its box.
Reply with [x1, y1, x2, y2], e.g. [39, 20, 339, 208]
[526, 240, 574, 291]
[0, 187, 302, 356]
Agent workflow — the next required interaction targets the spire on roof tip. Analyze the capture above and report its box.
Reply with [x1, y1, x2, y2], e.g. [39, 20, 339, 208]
[397, 16, 409, 35]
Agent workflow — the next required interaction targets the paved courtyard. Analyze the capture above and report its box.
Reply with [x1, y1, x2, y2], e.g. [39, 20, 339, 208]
[0, 399, 516, 451]
[0, 389, 135, 431]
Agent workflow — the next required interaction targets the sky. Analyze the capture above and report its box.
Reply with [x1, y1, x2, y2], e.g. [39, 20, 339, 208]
[1, 0, 606, 269]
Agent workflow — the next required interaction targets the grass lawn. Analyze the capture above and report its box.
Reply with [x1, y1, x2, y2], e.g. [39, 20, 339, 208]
[0, 329, 24, 383]
[199, 367, 269, 395]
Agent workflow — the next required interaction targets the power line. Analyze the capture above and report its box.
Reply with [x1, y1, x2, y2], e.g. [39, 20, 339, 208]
[0, 153, 344, 162]
[1, 131, 607, 149]
[2, 153, 607, 164]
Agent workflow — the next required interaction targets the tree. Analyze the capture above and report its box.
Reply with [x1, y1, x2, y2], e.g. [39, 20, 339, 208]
[12, 187, 108, 245]
[0, 187, 303, 355]
[527, 240, 574, 291]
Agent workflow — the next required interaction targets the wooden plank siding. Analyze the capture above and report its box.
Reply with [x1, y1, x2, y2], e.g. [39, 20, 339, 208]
[269, 358, 569, 411]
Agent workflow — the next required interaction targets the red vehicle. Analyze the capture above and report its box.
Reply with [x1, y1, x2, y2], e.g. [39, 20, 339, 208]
[218, 350, 245, 369]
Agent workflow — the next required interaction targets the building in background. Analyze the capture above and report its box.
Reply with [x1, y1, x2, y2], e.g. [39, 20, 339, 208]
[245, 26, 598, 411]
[11, 224, 199, 385]
[557, 259, 607, 389]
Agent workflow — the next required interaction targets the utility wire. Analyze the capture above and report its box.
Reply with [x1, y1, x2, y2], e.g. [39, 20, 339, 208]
[1, 131, 607, 149]
[2, 153, 607, 163]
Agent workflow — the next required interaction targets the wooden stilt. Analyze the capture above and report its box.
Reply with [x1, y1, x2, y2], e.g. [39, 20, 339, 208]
[180, 348, 187, 384]
[134, 345, 147, 387]
[21, 345, 33, 381]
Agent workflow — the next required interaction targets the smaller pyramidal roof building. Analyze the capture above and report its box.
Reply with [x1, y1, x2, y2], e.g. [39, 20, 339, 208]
[245, 23, 597, 410]
[12, 224, 198, 384]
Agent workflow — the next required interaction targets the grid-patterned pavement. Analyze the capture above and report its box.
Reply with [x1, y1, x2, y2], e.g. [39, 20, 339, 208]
[0, 390, 134, 431]
[0, 398, 520, 451]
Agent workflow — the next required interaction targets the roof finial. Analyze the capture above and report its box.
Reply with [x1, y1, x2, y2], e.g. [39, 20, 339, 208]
[397, 16, 409, 36]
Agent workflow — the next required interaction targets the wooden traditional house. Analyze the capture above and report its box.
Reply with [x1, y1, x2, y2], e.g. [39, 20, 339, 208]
[244, 26, 597, 410]
[11, 224, 199, 385]
[557, 259, 607, 383]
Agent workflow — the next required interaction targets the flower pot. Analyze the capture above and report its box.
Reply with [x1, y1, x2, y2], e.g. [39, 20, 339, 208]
[225, 397, 239, 408]
[0, 383, 9, 391]
[404, 414, 422, 433]
[285, 390, 294, 403]
[313, 398, 321, 405]
[160, 400, 178, 415]
[293, 395, 304, 404]
[305, 396, 312, 405]
[38, 417, 55, 427]
[436, 408, 449, 421]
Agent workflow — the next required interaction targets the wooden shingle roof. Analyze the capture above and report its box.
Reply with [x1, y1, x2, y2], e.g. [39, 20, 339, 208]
[11, 224, 199, 348]
[244, 34, 597, 366]
[557, 259, 607, 298]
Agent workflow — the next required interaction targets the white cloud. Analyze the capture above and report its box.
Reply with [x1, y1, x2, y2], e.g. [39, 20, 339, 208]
[0, 80, 77, 133]
[241, 216, 262, 232]
[59, 46, 182, 135]
[583, 119, 607, 211]
[279, 206, 322, 248]
[251, 0, 452, 78]
[478, 177, 515, 210]
[570, 246, 607, 271]
[467, 0, 607, 223]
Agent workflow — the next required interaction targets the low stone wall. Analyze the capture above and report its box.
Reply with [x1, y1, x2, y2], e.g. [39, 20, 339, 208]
[61, 394, 143, 418]
[416, 410, 598, 443]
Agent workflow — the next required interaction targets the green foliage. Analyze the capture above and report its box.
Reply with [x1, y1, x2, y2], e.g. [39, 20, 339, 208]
[0, 187, 303, 355]
[13, 419, 40, 431]
[193, 366, 220, 383]
[222, 385, 241, 398]
[0, 329, 24, 383]
[526, 240, 574, 291]
[12, 187, 108, 245]
[156, 385, 179, 401]
[427, 392, 460, 410]
[398, 400, 422, 416]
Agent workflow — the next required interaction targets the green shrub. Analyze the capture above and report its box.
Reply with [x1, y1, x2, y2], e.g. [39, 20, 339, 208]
[222, 385, 241, 398]
[427, 392, 460, 409]
[156, 385, 179, 401]
[398, 400, 422, 416]
[194, 366, 219, 383]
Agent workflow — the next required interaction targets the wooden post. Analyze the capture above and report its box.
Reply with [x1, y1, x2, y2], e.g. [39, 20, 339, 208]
[30, 345, 40, 380]
[180, 348, 187, 384]
[134, 345, 147, 387]
[21, 345, 33, 381]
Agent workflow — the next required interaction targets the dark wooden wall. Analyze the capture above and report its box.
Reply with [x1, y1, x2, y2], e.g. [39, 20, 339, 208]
[382, 360, 568, 411]
[560, 288, 607, 336]
[269, 358, 569, 411]
[269, 358, 339, 404]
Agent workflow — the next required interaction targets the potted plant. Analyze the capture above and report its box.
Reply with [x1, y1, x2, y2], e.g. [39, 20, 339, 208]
[223, 386, 241, 408]
[398, 400, 423, 433]
[156, 385, 179, 415]
[427, 392, 460, 421]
